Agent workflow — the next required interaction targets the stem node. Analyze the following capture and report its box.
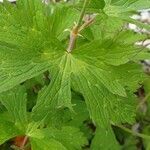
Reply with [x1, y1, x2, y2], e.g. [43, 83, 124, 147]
[67, 0, 89, 53]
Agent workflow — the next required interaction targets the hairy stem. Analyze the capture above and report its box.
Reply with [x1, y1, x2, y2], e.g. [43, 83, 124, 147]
[76, 0, 89, 29]
[67, 0, 89, 53]
[136, 92, 150, 110]
[20, 136, 28, 150]
[79, 16, 95, 32]
[115, 124, 150, 140]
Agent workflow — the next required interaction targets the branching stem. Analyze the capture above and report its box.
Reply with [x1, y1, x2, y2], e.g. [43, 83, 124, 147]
[79, 16, 95, 32]
[67, 0, 89, 53]
[76, 0, 89, 29]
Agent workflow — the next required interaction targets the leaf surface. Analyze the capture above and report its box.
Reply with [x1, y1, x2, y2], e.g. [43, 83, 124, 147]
[29, 125, 87, 150]
[0, 86, 28, 130]
[31, 138, 67, 150]
[0, 120, 21, 145]
[91, 126, 120, 150]
[32, 54, 72, 121]
[0, 1, 78, 93]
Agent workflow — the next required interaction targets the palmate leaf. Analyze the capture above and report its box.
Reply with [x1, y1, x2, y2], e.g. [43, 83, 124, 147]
[0, 0, 79, 93]
[0, 0, 148, 149]
[31, 29, 145, 150]
[32, 30, 145, 127]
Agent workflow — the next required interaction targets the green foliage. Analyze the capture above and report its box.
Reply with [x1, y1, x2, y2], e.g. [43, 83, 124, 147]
[0, 0, 149, 149]
[0, 86, 28, 130]
[91, 126, 120, 150]
[0, 120, 22, 145]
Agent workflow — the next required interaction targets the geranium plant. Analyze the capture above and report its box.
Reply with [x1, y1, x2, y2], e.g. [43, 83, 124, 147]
[0, 0, 150, 149]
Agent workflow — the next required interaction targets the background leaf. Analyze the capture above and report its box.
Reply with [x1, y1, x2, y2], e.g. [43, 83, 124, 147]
[31, 138, 67, 150]
[0, 120, 21, 145]
[91, 126, 120, 150]
[0, 86, 28, 130]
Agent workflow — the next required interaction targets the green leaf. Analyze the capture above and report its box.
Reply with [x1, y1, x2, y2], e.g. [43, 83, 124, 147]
[0, 1, 147, 148]
[110, 63, 145, 92]
[109, 0, 137, 6]
[91, 126, 120, 150]
[104, 0, 150, 15]
[27, 126, 87, 150]
[69, 31, 143, 127]
[0, 1, 78, 93]
[91, 14, 125, 38]
[33, 92, 89, 128]
[0, 86, 28, 129]
[0, 35, 51, 93]
[31, 138, 67, 150]
[1, 0, 79, 38]
[73, 30, 146, 66]
[118, 0, 150, 10]
[77, 0, 106, 11]
[97, 0, 150, 33]
[32, 54, 72, 121]
[43, 126, 88, 150]
[47, 5, 79, 39]
[32, 47, 139, 126]
[71, 67, 136, 127]
[67, 92, 89, 127]
[86, 0, 106, 10]
[121, 135, 138, 150]
[0, 119, 21, 145]
[26, 121, 45, 139]
[32, 29, 143, 129]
